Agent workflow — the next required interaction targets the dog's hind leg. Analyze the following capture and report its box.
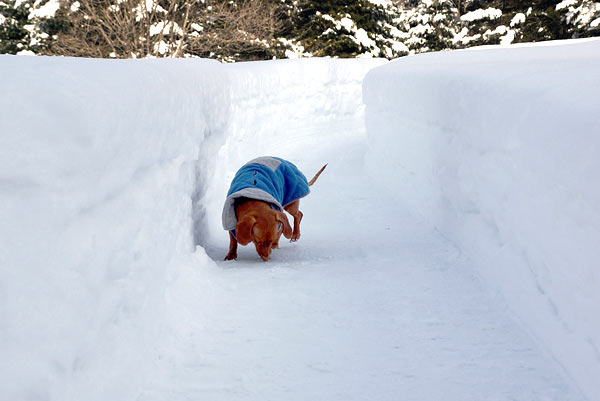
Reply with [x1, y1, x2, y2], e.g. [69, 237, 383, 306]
[224, 231, 238, 260]
[284, 200, 303, 242]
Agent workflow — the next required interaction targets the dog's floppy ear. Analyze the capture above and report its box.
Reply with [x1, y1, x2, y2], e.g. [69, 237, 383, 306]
[275, 211, 293, 239]
[236, 215, 256, 245]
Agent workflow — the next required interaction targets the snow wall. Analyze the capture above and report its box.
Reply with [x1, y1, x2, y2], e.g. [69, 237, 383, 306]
[363, 39, 600, 401]
[0, 56, 229, 401]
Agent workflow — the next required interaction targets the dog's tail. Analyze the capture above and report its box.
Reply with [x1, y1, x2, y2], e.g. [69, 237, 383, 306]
[308, 164, 327, 186]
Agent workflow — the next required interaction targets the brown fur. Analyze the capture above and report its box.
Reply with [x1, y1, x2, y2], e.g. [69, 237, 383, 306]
[225, 163, 327, 261]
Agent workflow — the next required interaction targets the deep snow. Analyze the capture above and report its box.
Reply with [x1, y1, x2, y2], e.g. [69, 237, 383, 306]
[0, 56, 228, 401]
[1, 39, 598, 401]
[363, 38, 600, 401]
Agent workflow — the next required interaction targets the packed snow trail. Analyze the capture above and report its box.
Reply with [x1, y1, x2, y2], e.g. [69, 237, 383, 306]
[152, 122, 585, 400]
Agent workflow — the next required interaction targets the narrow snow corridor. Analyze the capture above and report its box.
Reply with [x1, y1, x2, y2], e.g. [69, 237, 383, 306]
[2, 41, 597, 401]
[154, 131, 584, 401]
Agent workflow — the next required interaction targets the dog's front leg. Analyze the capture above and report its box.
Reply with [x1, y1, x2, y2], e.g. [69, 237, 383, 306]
[224, 231, 238, 260]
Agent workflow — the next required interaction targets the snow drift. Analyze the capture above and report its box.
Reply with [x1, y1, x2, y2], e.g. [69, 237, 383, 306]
[363, 38, 600, 401]
[0, 56, 229, 401]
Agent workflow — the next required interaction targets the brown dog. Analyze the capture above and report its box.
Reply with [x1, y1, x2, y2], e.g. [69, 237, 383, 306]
[223, 159, 326, 261]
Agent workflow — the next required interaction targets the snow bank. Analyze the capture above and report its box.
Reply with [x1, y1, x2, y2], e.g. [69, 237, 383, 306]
[363, 39, 600, 401]
[0, 55, 228, 401]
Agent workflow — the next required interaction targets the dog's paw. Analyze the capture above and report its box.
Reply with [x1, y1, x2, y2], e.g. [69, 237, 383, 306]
[224, 253, 237, 261]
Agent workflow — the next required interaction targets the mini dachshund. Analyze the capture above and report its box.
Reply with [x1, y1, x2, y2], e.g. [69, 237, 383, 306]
[222, 157, 327, 261]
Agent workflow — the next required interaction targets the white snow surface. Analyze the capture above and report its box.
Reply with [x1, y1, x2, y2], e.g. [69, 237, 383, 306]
[1, 40, 598, 401]
[364, 38, 600, 401]
[28, 0, 61, 19]
[460, 7, 503, 22]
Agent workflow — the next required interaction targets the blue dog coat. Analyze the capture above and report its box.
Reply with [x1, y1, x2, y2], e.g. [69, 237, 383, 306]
[222, 157, 310, 232]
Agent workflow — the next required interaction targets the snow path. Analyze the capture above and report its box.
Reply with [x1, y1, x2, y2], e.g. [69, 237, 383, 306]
[155, 132, 584, 400]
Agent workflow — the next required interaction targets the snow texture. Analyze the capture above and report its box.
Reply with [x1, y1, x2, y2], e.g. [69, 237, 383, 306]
[0, 56, 229, 401]
[1, 39, 598, 401]
[460, 7, 502, 22]
[364, 38, 600, 401]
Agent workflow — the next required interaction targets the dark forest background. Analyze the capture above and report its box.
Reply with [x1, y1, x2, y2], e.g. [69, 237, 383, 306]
[1, 0, 599, 61]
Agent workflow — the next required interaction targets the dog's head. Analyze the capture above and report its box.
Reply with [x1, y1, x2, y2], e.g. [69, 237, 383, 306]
[236, 210, 292, 261]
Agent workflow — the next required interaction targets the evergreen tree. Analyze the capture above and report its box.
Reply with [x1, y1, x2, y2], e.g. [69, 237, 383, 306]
[394, 0, 460, 53]
[0, 0, 65, 55]
[0, 0, 34, 54]
[556, 0, 600, 38]
[1, 0, 599, 59]
[289, 0, 403, 58]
